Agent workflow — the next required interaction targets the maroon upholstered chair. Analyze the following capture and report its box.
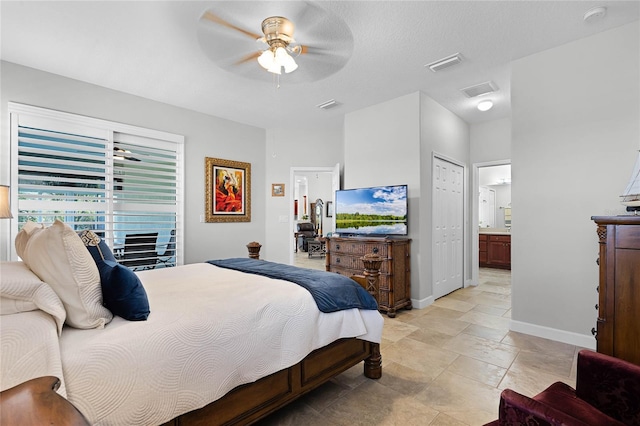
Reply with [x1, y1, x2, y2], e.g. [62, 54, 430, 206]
[485, 349, 640, 426]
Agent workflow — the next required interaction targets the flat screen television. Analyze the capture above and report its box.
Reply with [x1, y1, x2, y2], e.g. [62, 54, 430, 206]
[335, 184, 408, 236]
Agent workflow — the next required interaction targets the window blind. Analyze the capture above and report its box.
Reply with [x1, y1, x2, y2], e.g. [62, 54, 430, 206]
[10, 103, 184, 269]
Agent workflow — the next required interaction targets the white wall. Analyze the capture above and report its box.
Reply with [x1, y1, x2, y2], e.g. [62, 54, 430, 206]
[344, 92, 422, 300]
[419, 94, 470, 302]
[470, 117, 511, 164]
[0, 61, 266, 263]
[510, 21, 639, 347]
[344, 91, 470, 305]
[263, 125, 343, 263]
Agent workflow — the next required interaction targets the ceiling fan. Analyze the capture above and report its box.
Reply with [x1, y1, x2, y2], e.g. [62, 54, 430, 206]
[202, 12, 304, 75]
[196, 2, 353, 83]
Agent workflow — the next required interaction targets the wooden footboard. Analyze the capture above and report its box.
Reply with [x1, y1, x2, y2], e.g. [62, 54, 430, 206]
[160, 250, 385, 426]
[163, 338, 381, 426]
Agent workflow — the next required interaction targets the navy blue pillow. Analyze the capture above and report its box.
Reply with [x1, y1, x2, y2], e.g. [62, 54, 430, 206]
[78, 230, 150, 321]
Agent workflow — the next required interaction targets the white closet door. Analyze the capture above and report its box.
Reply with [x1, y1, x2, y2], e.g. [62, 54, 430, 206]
[433, 156, 464, 299]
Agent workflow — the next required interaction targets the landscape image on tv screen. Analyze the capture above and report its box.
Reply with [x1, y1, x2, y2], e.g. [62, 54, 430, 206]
[335, 185, 408, 236]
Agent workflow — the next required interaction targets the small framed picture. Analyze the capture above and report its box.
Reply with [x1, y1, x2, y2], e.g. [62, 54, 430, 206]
[272, 183, 285, 197]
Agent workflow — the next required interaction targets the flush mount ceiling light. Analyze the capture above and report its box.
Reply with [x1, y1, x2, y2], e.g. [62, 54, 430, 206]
[477, 100, 494, 112]
[584, 6, 607, 23]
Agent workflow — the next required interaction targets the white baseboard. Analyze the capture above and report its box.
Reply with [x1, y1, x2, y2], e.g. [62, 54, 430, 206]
[411, 296, 434, 310]
[510, 320, 596, 350]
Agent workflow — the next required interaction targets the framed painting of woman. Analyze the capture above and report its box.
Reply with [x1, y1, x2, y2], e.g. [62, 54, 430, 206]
[205, 157, 251, 222]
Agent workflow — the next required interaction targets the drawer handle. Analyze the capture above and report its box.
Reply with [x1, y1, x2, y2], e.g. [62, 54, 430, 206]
[591, 327, 597, 338]
[336, 244, 340, 250]
[336, 258, 340, 264]
[372, 247, 379, 254]
[596, 257, 600, 266]
[595, 304, 599, 310]
[596, 286, 599, 293]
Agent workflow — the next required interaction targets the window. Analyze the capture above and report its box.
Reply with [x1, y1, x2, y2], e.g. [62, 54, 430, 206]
[10, 103, 184, 268]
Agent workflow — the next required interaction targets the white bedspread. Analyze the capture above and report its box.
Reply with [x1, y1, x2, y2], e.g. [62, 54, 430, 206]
[60, 263, 383, 425]
[0, 310, 67, 396]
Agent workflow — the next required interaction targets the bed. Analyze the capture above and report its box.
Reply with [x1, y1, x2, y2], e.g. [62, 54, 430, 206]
[1, 245, 384, 425]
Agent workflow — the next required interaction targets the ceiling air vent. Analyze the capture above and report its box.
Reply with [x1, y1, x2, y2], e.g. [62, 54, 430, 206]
[426, 53, 463, 72]
[460, 81, 498, 98]
[316, 99, 338, 110]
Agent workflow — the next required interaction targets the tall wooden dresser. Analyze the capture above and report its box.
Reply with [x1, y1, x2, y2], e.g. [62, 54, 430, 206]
[592, 215, 640, 365]
[325, 236, 411, 317]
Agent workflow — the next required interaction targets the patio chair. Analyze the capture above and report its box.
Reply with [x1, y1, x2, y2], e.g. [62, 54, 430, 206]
[120, 232, 159, 271]
[157, 230, 176, 267]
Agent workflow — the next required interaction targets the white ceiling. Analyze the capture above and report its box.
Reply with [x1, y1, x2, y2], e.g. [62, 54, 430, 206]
[1, 1, 638, 130]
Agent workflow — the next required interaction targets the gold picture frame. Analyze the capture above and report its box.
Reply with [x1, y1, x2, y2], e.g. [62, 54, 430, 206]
[272, 183, 285, 197]
[205, 157, 251, 222]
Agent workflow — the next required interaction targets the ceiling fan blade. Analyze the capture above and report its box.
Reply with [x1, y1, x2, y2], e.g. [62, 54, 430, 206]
[235, 51, 261, 66]
[292, 45, 308, 55]
[201, 11, 262, 40]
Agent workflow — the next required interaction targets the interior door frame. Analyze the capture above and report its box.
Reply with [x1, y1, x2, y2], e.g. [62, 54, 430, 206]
[288, 164, 340, 265]
[471, 159, 511, 286]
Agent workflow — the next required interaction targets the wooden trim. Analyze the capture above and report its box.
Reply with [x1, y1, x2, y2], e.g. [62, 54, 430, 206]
[0, 376, 89, 426]
[163, 339, 381, 426]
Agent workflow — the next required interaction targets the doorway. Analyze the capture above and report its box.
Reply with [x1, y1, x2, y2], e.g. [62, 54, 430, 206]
[471, 161, 511, 285]
[432, 155, 465, 299]
[289, 164, 340, 267]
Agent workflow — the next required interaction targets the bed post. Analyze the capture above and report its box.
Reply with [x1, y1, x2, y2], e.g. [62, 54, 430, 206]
[364, 342, 382, 379]
[360, 253, 383, 301]
[351, 254, 383, 380]
[246, 241, 262, 259]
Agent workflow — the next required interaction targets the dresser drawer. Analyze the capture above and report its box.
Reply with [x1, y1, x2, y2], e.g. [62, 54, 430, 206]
[330, 254, 364, 271]
[488, 235, 510, 243]
[328, 240, 389, 257]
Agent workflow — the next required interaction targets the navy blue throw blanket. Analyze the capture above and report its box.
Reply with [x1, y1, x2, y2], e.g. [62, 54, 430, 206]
[207, 258, 378, 313]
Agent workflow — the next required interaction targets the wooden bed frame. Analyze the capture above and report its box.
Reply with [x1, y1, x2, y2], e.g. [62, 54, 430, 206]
[161, 248, 384, 425]
[0, 248, 384, 426]
[164, 338, 381, 426]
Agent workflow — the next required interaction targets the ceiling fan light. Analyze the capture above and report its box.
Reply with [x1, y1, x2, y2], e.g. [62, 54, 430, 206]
[283, 55, 298, 73]
[257, 49, 275, 70]
[274, 47, 288, 63]
[267, 62, 282, 74]
[284, 61, 298, 73]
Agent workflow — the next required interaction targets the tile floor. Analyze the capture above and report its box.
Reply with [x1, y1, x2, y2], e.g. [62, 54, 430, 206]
[260, 254, 583, 425]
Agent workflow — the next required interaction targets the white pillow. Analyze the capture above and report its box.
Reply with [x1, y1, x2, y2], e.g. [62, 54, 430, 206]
[0, 261, 66, 334]
[15, 220, 44, 259]
[18, 220, 113, 329]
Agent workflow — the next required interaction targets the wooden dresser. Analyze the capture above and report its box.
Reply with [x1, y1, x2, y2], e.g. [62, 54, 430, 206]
[592, 215, 640, 365]
[325, 236, 411, 317]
